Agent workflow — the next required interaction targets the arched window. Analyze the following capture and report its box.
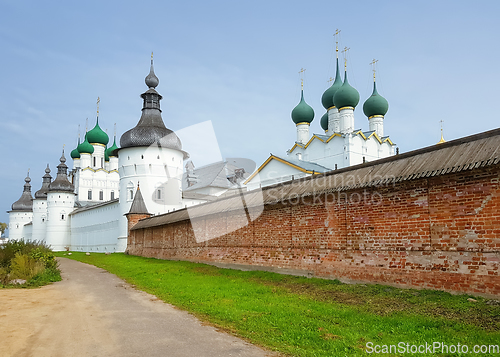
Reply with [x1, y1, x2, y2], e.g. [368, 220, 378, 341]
[99, 190, 104, 200]
[88, 190, 92, 200]
[111, 191, 115, 200]
[130, 190, 133, 200]
[93, 157, 96, 167]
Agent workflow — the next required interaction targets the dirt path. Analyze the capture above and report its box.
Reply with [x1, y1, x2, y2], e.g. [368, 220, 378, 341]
[0, 258, 274, 357]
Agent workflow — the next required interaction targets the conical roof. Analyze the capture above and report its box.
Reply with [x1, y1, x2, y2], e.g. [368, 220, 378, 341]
[11, 173, 33, 211]
[48, 150, 75, 193]
[34, 164, 52, 199]
[363, 81, 389, 118]
[127, 185, 150, 215]
[321, 58, 343, 109]
[333, 70, 360, 109]
[120, 57, 188, 159]
[291, 89, 315, 124]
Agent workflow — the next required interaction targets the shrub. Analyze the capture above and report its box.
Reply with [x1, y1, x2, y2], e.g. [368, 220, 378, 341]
[0, 240, 60, 287]
[9, 253, 45, 281]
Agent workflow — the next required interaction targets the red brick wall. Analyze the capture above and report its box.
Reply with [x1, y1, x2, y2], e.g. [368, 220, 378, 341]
[127, 166, 500, 298]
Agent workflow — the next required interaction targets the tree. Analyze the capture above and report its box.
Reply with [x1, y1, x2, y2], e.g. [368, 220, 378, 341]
[0, 222, 7, 236]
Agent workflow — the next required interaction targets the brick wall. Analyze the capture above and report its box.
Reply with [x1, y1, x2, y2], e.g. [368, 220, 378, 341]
[127, 165, 500, 298]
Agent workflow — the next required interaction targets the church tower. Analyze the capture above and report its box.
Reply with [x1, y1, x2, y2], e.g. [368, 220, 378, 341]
[291, 75, 315, 146]
[46, 150, 75, 251]
[7, 172, 33, 240]
[117, 55, 189, 243]
[32, 165, 52, 242]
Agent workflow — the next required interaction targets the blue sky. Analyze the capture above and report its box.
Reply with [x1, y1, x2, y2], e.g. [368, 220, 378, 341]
[1, 0, 499, 227]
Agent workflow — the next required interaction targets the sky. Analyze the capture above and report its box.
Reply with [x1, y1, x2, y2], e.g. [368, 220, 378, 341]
[1, 0, 499, 227]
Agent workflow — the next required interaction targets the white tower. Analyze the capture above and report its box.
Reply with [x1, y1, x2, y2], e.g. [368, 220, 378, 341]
[117, 55, 188, 247]
[7, 172, 33, 240]
[32, 164, 52, 242]
[46, 151, 75, 251]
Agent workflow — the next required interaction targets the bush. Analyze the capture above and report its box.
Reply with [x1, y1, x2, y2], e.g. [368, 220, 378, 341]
[0, 240, 60, 287]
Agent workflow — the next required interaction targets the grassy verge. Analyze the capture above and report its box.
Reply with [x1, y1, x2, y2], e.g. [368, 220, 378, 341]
[57, 252, 500, 356]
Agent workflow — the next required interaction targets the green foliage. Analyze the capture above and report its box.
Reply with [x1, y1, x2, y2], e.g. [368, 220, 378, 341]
[0, 222, 7, 235]
[0, 240, 60, 287]
[9, 253, 45, 280]
[60, 252, 500, 357]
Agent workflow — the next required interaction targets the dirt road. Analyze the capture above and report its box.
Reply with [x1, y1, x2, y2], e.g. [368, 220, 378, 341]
[0, 258, 274, 357]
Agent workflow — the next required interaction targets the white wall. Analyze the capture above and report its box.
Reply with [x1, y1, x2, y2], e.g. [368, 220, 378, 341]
[70, 200, 121, 252]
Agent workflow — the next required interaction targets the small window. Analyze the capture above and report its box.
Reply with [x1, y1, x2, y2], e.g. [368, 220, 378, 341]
[157, 189, 161, 199]
[130, 190, 133, 200]
[101, 158, 104, 167]
[93, 157, 96, 167]
[141, 155, 144, 159]
[99, 191, 104, 200]
[111, 191, 115, 200]
[61, 214, 65, 220]
[88, 190, 92, 200]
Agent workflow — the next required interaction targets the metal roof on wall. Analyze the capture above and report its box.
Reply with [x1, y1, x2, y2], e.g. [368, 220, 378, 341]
[131, 128, 500, 231]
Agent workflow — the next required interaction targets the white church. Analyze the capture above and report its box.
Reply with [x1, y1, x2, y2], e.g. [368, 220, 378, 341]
[245, 55, 395, 189]
[7, 50, 397, 252]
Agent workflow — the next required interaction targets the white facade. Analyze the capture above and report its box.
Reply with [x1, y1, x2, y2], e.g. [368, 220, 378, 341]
[70, 200, 122, 252]
[32, 199, 48, 242]
[117, 145, 185, 240]
[45, 191, 75, 251]
[7, 211, 33, 241]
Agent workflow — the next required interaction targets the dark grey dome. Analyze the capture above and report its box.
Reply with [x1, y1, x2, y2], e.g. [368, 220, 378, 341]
[49, 151, 74, 193]
[34, 164, 52, 199]
[119, 58, 189, 159]
[121, 125, 182, 150]
[11, 174, 33, 211]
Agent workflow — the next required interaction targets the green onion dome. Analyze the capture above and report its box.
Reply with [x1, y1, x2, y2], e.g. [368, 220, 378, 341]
[77, 133, 94, 154]
[363, 81, 389, 118]
[333, 71, 360, 109]
[291, 89, 315, 124]
[321, 58, 343, 109]
[106, 137, 119, 158]
[320, 112, 328, 131]
[70, 138, 81, 159]
[87, 118, 109, 146]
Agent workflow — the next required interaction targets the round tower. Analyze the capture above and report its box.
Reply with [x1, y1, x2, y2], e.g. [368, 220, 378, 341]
[7, 172, 34, 240]
[117, 56, 188, 248]
[46, 150, 75, 251]
[291, 88, 314, 145]
[32, 164, 52, 242]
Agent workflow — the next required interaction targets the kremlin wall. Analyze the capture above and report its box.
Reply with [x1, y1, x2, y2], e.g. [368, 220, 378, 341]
[126, 128, 500, 298]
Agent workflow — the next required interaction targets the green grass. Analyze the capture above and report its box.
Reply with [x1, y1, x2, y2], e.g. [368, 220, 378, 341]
[57, 252, 500, 356]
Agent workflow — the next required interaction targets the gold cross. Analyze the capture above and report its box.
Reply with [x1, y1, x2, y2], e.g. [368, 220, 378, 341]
[334, 29, 341, 56]
[151, 51, 154, 64]
[370, 59, 379, 81]
[299, 68, 306, 89]
[342, 47, 350, 69]
[328, 77, 334, 84]
[97, 97, 100, 117]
